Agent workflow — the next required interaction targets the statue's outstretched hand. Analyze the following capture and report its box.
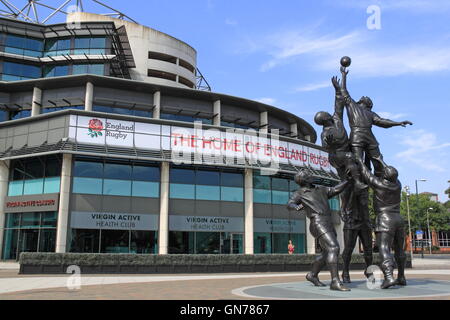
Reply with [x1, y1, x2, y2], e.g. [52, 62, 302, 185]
[340, 66, 349, 76]
[332, 76, 341, 90]
[324, 134, 334, 147]
[401, 121, 413, 127]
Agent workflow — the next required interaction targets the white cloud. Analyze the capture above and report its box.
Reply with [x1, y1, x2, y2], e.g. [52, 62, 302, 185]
[377, 112, 408, 120]
[395, 130, 450, 172]
[225, 18, 238, 26]
[256, 97, 276, 105]
[249, 24, 450, 78]
[260, 29, 362, 71]
[295, 81, 330, 92]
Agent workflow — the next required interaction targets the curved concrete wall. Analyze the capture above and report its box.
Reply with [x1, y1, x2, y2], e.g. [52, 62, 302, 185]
[67, 12, 197, 88]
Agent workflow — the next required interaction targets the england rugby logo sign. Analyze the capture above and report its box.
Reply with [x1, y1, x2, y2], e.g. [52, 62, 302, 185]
[88, 119, 103, 138]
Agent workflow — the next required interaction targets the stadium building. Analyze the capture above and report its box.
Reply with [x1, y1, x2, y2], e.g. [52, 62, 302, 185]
[0, 4, 341, 260]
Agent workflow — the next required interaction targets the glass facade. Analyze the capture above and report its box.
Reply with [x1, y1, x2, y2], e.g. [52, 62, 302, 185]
[69, 229, 158, 254]
[72, 159, 160, 197]
[2, 33, 43, 57]
[93, 105, 152, 118]
[10, 109, 32, 121]
[0, 33, 109, 81]
[42, 105, 85, 114]
[44, 37, 107, 57]
[73, 64, 105, 75]
[253, 173, 296, 205]
[169, 232, 243, 254]
[161, 113, 212, 125]
[2, 212, 57, 260]
[170, 168, 243, 202]
[221, 121, 256, 130]
[0, 61, 41, 81]
[8, 156, 62, 196]
[254, 233, 305, 254]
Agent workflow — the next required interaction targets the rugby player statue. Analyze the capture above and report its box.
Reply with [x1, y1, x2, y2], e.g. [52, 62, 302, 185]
[314, 71, 373, 284]
[288, 170, 351, 291]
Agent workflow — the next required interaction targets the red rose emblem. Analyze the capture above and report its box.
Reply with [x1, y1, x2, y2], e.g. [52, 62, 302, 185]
[88, 119, 103, 138]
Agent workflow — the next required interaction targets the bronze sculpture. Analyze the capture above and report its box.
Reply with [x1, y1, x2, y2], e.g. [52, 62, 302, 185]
[356, 157, 407, 288]
[288, 170, 350, 291]
[296, 56, 412, 290]
[314, 73, 373, 284]
[339, 58, 412, 177]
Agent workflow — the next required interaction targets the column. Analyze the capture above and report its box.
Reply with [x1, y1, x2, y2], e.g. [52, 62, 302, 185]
[31, 87, 42, 117]
[259, 111, 268, 134]
[290, 123, 298, 139]
[305, 219, 316, 254]
[213, 100, 221, 126]
[85, 82, 94, 111]
[0, 160, 10, 258]
[153, 91, 161, 119]
[55, 154, 72, 253]
[244, 168, 254, 254]
[158, 162, 170, 254]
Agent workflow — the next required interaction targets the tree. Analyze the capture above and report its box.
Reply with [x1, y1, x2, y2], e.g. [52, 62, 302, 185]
[445, 201, 450, 210]
[446, 187, 450, 199]
[400, 193, 450, 232]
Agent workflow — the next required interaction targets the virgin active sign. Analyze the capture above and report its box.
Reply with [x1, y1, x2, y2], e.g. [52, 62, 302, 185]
[69, 115, 334, 172]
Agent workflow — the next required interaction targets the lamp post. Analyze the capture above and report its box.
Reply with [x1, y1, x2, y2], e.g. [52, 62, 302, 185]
[415, 179, 427, 259]
[426, 207, 433, 255]
[404, 186, 414, 263]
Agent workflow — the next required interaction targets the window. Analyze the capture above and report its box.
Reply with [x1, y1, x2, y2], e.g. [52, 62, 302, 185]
[148, 69, 177, 81]
[1, 61, 41, 81]
[74, 37, 106, 55]
[253, 173, 295, 205]
[42, 106, 84, 114]
[1, 212, 57, 260]
[72, 159, 160, 198]
[10, 110, 31, 120]
[73, 64, 105, 75]
[168, 232, 243, 254]
[3, 33, 43, 57]
[179, 58, 195, 73]
[160, 112, 212, 125]
[44, 38, 70, 56]
[70, 229, 157, 254]
[221, 121, 256, 130]
[254, 232, 305, 254]
[178, 76, 195, 88]
[43, 65, 69, 78]
[93, 105, 152, 118]
[8, 156, 62, 196]
[148, 51, 177, 64]
[169, 168, 243, 202]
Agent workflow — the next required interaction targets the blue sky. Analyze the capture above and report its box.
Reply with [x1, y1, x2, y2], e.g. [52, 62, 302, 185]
[15, 0, 450, 201]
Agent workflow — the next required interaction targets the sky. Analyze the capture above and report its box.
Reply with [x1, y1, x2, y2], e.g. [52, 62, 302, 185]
[8, 0, 450, 201]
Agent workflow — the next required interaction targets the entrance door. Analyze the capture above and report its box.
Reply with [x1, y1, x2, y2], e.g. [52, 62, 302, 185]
[17, 229, 39, 257]
[220, 233, 243, 254]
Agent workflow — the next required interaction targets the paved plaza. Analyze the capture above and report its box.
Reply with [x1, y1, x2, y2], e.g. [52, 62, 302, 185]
[0, 256, 449, 300]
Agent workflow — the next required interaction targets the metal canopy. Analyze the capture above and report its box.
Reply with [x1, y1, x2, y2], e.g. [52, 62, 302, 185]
[0, 0, 137, 24]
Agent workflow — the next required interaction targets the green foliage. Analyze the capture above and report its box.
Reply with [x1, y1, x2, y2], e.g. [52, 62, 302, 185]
[20, 252, 408, 267]
[400, 193, 450, 232]
[445, 187, 450, 199]
[444, 201, 450, 209]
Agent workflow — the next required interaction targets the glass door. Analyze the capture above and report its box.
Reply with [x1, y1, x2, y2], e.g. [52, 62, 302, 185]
[220, 233, 243, 254]
[231, 233, 243, 254]
[18, 229, 39, 256]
